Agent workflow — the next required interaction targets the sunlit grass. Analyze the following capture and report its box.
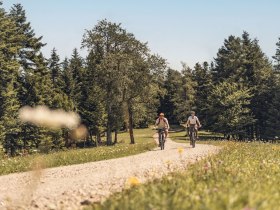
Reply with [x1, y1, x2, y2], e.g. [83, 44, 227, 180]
[90, 142, 280, 210]
[0, 128, 156, 176]
[170, 128, 223, 145]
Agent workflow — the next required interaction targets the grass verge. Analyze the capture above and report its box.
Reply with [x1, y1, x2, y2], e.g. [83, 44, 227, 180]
[169, 128, 223, 146]
[90, 142, 280, 210]
[0, 128, 156, 176]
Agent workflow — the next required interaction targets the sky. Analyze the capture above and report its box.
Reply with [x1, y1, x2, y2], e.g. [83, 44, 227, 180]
[3, 0, 280, 69]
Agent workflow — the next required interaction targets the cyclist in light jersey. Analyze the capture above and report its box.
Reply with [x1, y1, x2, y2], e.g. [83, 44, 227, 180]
[154, 113, 170, 140]
[186, 111, 201, 138]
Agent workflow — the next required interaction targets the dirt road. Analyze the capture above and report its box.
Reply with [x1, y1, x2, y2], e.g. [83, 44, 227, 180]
[0, 136, 219, 210]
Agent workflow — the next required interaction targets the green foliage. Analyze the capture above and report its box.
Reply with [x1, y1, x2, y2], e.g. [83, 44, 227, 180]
[159, 63, 197, 124]
[192, 62, 212, 127]
[0, 80, 22, 156]
[272, 37, 280, 72]
[0, 7, 24, 156]
[0, 4, 75, 155]
[48, 48, 63, 88]
[211, 32, 274, 139]
[1, 2, 280, 156]
[159, 68, 182, 124]
[91, 142, 280, 210]
[208, 82, 255, 138]
[82, 19, 166, 144]
[265, 87, 280, 139]
[174, 63, 197, 122]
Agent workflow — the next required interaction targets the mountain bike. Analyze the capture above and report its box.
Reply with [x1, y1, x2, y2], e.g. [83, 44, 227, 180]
[157, 128, 165, 150]
[189, 126, 196, 148]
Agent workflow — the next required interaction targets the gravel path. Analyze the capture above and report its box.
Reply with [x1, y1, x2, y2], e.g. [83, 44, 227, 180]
[0, 135, 220, 210]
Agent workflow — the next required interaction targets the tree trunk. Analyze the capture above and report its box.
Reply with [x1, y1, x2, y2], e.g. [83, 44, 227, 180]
[128, 102, 135, 144]
[114, 130, 118, 144]
[96, 131, 101, 146]
[250, 125, 254, 140]
[255, 124, 260, 140]
[106, 102, 113, 145]
[106, 123, 113, 145]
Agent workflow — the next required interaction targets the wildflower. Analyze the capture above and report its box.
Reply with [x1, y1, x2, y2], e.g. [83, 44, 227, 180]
[204, 161, 212, 171]
[177, 147, 184, 155]
[127, 177, 141, 187]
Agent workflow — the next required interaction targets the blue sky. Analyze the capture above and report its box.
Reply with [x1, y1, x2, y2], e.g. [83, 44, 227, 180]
[3, 0, 280, 69]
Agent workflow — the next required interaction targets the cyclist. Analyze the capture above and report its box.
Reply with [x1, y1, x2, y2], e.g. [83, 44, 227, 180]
[154, 113, 170, 141]
[186, 111, 201, 139]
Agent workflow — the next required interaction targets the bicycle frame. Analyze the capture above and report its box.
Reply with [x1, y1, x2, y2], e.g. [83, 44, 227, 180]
[189, 126, 196, 148]
[157, 128, 165, 150]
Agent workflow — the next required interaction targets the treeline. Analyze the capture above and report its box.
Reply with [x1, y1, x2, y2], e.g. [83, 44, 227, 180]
[160, 32, 280, 141]
[0, 3, 165, 156]
[1, 3, 280, 156]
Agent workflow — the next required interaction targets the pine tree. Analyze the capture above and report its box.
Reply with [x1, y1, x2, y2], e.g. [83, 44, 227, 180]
[48, 48, 63, 89]
[80, 66, 106, 145]
[159, 68, 183, 124]
[68, 49, 84, 111]
[9, 4, 45, 67]
[265, 38, 280, 139]
[193, 62, 212, 127]
[9, 4, 46, 106]
[273, 37, 280, 74]
[265, 88, 280, 139]
[0, 6, 24, 155]
[174, 63, 197, 123]
[27, 53, 72, 151]
[1, 80, 23, 156]
[208, 82, 255, 139]
[212, 32, 274, 139]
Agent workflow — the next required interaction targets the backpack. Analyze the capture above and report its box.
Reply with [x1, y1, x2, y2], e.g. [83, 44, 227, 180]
[156, 118, 167, 125]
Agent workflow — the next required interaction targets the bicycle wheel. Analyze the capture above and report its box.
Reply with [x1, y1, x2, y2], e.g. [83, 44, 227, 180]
[189, 132, 192, 146]
[192, 132, 196, 148]
[160, 133, 164, 150]
[189, 130, 193, 147]
[162, 133, 165, 150]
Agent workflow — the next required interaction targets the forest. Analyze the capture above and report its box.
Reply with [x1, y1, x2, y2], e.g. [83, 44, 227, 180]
[1, 3, 280, 156]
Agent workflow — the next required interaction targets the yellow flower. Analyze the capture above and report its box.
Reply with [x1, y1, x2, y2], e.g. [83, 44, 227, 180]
[127, 177, 141, 187]
[178, 147, 184, 154]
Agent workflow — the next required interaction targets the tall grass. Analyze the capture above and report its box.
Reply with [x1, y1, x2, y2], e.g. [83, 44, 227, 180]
[90, 142, 280, 210]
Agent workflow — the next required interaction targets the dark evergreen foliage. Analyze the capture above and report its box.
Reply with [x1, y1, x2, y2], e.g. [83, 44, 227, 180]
[0, 3, 279, 155]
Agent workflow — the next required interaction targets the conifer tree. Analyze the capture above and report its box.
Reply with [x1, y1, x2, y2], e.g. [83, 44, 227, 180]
[272, 38, 280, 73]
[208, 82, 254, 139]
[48, 48, 63, 89]
[159, 68, 183, 124]
[174, 63, 196, 123]
[193, 62, 212, 127]
[212, 32, 274, 139]
[0, 6, 24, 155]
